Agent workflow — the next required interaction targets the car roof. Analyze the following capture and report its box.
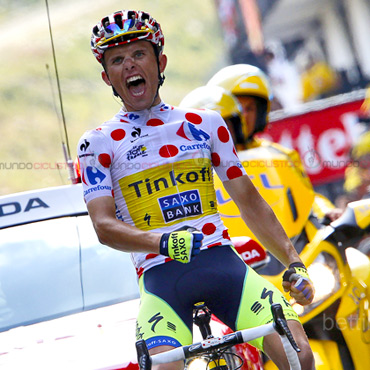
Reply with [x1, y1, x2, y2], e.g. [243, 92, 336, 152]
[0, 184, 87, 229]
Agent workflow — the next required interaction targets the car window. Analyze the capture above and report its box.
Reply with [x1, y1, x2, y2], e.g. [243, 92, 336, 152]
[0, 215, 140, 333]
[0, 218, 83, 332]
[77, 215, 139, 309]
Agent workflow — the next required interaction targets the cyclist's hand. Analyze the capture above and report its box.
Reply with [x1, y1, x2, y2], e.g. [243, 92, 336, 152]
[282, 262, 314, 305]
[159, 226, 203, 263]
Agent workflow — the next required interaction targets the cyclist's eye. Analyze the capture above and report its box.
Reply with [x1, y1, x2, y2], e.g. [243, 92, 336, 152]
[135, 50, 144, 58]
[112, 56, 123, 64]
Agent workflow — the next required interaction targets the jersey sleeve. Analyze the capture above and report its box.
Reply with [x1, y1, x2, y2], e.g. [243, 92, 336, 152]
[207, 110, 247, 181]
[77, 129, 114, 204]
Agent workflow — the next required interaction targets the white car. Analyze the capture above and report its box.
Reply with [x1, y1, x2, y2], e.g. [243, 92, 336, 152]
[0, 183, 265, 370]
[0, 184, 140, 370]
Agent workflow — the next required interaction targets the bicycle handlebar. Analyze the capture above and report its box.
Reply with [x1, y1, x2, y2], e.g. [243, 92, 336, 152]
[136, 303, 301, 370]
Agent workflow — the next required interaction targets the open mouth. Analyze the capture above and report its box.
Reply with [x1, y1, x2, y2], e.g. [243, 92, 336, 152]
[126, 75, 146, 97]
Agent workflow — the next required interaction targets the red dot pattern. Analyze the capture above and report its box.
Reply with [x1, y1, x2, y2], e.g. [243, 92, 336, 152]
[227, 166, 243, 180]
[159, 145, 179, 158]
[202, 223, 216, 235]
[222, 229, 231, 240]
[111, 129, 126, 141]
[211, 153, 221, 167]
[185, 112, 202, 124]
[147, 118, 164, 126]
[145, 253, 159, 260]
[98, 153, 111, 168]
[137, 267, 144, 278]
[217, 126, 230, 143]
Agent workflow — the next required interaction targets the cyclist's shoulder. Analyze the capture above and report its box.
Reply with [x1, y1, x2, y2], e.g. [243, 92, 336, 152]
[77, 115, 124, 153]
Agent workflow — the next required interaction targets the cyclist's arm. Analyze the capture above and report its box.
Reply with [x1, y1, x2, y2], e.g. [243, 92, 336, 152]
[87, 196, 161, 254]
[223, 174, 302, 268]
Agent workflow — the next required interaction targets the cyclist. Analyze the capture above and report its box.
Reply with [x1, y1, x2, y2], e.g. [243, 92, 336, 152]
[339, 87, 370, 206]
[206, 63, 342, 221]
[77, 10, 315, 370]
[342, 131, 370, 204]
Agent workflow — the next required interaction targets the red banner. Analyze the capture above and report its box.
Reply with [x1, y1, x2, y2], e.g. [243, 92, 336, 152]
[259, 92, 366, 185]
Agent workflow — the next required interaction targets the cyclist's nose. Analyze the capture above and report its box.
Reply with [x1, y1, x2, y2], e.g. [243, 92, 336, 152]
[124, 56, 136, 70]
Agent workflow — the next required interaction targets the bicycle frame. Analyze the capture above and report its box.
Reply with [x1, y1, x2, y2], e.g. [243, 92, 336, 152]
[136, 304, 301, 370]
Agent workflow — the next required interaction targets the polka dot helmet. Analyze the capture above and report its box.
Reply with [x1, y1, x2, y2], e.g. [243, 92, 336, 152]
[91, 10, 164, 64]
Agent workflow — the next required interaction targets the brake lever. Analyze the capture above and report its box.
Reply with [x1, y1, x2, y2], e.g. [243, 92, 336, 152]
[271, 303, 301, 353]
[136, 339, 152, 370]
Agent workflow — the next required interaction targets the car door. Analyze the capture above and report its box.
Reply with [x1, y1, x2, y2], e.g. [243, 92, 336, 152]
[0, 217, 83, 332]
[76, 215, 139, 309]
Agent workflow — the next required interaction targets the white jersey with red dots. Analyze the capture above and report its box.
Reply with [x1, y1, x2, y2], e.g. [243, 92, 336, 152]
[77, 101, 246, 275]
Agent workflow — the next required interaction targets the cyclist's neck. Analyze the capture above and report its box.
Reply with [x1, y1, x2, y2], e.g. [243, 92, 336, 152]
[122, 100, 164, 114]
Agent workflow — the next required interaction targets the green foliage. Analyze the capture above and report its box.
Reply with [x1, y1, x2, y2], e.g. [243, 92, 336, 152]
[0, 0, 228, 194]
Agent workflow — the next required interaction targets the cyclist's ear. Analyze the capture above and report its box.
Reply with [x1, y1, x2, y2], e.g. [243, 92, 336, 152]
[159, 53, 167, 74]
[101, 70, 112, 87]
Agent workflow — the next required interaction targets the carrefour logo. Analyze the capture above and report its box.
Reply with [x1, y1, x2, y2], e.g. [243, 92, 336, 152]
[177, 121, 210, 142]
[158, 190, 202, 223]
[85, 166, 106, 185]
[180, 142, 211, 152]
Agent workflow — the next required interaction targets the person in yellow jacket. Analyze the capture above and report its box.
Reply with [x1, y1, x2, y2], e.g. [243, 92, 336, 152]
[342, 131, 370, 202]
[180, 64, 341, 221]
[300, 57, 339, 102]
[337, 86, 370, 207]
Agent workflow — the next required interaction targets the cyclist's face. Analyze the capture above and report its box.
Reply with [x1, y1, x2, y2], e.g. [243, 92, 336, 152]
[102, 41, 167, 111]
[236, 96, 257, 137]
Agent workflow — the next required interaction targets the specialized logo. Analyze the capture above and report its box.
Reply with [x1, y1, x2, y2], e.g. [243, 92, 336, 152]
[177, 121, 210, 142]
[261, 288, 274, 305]
[148, 312, 164, 333]
[158, 189, 202, 223]
[127, 144, 148, 160]
[144, 213, 151, 226]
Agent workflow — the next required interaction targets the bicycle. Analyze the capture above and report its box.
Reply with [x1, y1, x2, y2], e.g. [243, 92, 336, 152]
[136, 303, 301, 370]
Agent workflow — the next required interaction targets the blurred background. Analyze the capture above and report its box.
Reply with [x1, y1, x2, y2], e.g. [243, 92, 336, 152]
[1, 0, 370, 196]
